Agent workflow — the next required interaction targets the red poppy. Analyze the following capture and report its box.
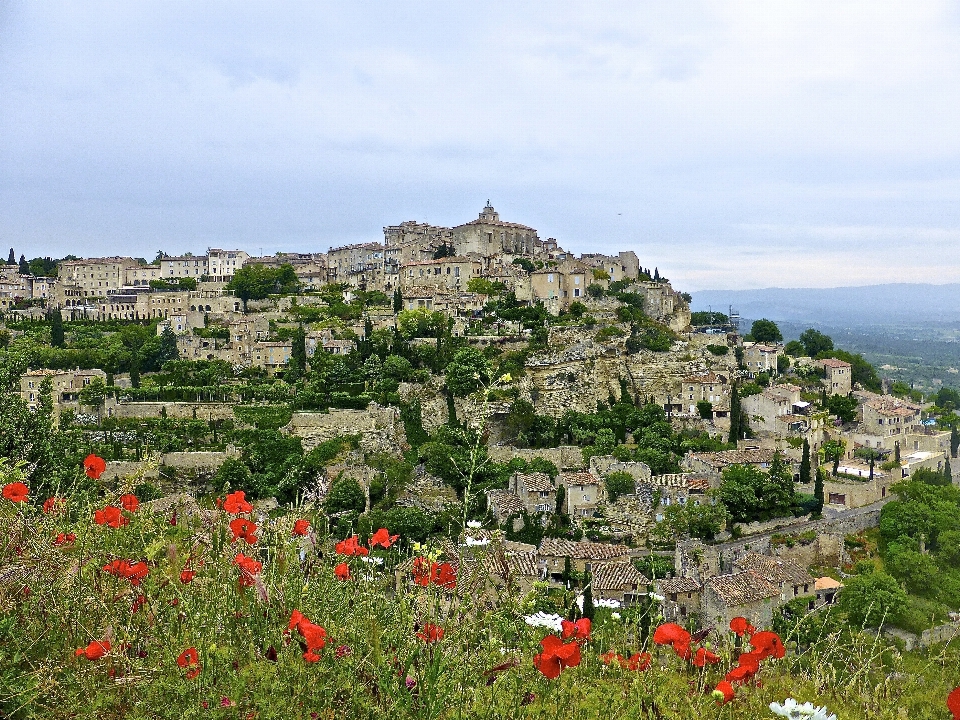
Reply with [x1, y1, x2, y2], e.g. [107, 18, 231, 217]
[561, 618, 591, 642]
[292, 519, 310, 536]
[623, 652, 652, 671]
[416, 623, 444, 643]
[233, 553, 262, 588]
[229, 518, 259, 545]
[533, 634, 581, 679]
[712, 680, 735, 704]
[288, 610, 327, 661]
[652, 622, 691, 647]
[334, 562, 351, 581]
[94, 505, 129, 528]
[223, 490, 253, 514]
[750, 631, 785, 660]
[131, 594, 146, 613]
[599, 650, 620, 665]
[177, 647, 201, 679]
[948, 687, 960, 720]
[335, 535, 369, 557]
[673, 638, 693, 661]
[2, 482, 28, 503]
[103, 559, 149, 586]
[692, 647, 721, 667]
[43, 496, 65, 514]
[412, 556, 432, 586]
[179, 568, 196, 584]
[433, 562, 457, 590]
[54, 532, 76, 546]
[119, 494, 139, 513]
[75, 639, 111, 660]
[369, 527, 399, 549]
[84, 454, 106, 479]
[729, 616, 755, 637]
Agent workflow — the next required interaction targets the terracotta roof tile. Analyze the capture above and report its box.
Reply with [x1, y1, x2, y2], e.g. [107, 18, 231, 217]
[734, 553, 813, 587]
[705, 571, 781, 606]
[538, 539, 630, 561]
[656, 577, 702, 593]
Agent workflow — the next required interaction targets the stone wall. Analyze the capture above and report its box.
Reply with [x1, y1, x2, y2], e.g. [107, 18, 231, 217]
[736, 513, 812, 538]
[772, 533, 845, 568]
[487, 444, 586, 470]
[112, 402, 237, 420]
[101, 449, 239, 481]
[589, 455, 652, 482]
[283, 405, 406, 454]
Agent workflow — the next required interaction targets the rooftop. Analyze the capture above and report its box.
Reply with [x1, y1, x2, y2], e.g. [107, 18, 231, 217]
[705, 571, 781, 606]
[538, 539, 630, 561]
[656, 577, 702, 594]
[558, 471, 603, 487]
[734, 553, 814, 587]
[592, 561, 649, 592]
[514, 472, 554, 493]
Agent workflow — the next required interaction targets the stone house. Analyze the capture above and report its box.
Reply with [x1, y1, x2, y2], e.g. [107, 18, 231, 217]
[591, 561, 649, 607]
[20, 368, 108, 414]
[861, 397, 920, 438]
[639, 473, 715, 522]
[742, 342, 783, 377]
[450, 202, 541, 257]
[125, 264, 163, 287]
[814, 577, 842, 607]
[400, 256, 483, 293]
[819, 358, 852, 396]
[733, 553, 816, 610]
[682, 448, 779, 474]
[656, 577, 703, 622]
[160, 255, 209, 279]
[206, 249, 250, 281]
[57, 257, 139, 299]
[702, 571, 782, 629]
[538, 539, 630, 581]
[485, 489, 526, 524]
[681, 372, 729, 417]
[529, 260, 590, 314]
[557, 471, 605, 518]
[507, 472, 556, 515]
[797, 472, 892, 509]
[741, 384, 807, 434]
[578, 251, 641, 284]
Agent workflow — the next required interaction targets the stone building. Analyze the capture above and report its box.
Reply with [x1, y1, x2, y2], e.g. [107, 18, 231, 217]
[742, 342, 783, 377]
[451, 202, 540, 257]
[125, 265, 163, 287]
[557, 471, 605, 518]
[529, 259, 590, 314]
[681, 372, 729, 417]
[682, 448, 780, 474]
[591, 561, 649, 606]
[656, 577, 702, 622]
[20, 368, 108, 413]
[507, 472, 556, 515]
[733, 553, 816, 610]
[578, 251, 641, 284]
[820, 358, 852, 396]
[400, 257, 483, 292]
[537, 538, 630, 581]
[702, 571, 782, 628]
[206, 249, 249, 280]
[160, 255, 208, 279]
[57, 257, 139, 299]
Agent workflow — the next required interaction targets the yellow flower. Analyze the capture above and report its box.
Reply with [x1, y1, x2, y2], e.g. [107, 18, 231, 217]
[498, 373, 513, 383]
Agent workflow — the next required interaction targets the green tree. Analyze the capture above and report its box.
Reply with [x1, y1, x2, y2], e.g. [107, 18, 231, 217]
[325, 475, 366, 515]
[799, 439, 812, 486]
[555, 484, 566, 515]
[813, 466, 825, 515]
[838, 571, 907, 628]
[798, 328, 834, 357]
[696, 400, 713, 420]
[289, 325, 307, 376]
[6, 248, 15, 265]
[444, 347, 490, 397]
[78, 377, 106, 407]
[18, 254, 29, 275]
[48, 308, 65, 348]
[749, 319, 782, 343]
[827, 394, 858, 423]
[951, 425, 959, 458]
[784, 340, 805, 357]
[604, 471, 635, 503]
[822, 439, 846, 476]
[393, 287, 402, 313]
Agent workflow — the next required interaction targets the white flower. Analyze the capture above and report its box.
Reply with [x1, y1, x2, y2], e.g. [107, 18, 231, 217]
[466, 520, 482, 529]
[464, 536, 489, 546]
[769, 698, 837, 720]
[523, 612, 564, 632]
[611, 612, 621, 620]
[360, 556, 384, 565]
[650, 593, 665, 602]
[595, 598, 620, 609]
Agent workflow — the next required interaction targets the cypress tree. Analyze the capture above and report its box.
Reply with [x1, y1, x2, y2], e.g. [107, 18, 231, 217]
[800, 439, 811, 485]
[48, 308, 65, 347]
[6, 248, 15, 265]
[290, 325, 307, 375]
[555, 484, 566, 515]
[18, 255, 29, 275]
[582, 572, 595, 621]
[894, 441, 901, 463]
[446, 391, 459, 428]
[945, 456, 953, 484]
[129, 352, 141, 389]
[813, 466, 825, 515]
[728, 383, 741, 445]
[393, 288, 403, 313]
[951, 425, 959, 458]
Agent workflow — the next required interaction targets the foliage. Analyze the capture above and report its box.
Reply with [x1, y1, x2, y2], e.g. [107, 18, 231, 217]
[466, 278, 507, 296]
[325, 475, 366, 515]
[691, 311, 729, 326]
[749, 319, 782, 343]
[226, 263, 300, 310]
[717, 456, 799, 524]
[705, 344, 728, 356]
[798, 328, 834, 357]
[603, 471, 635, 503]
[444, 347, 490, 397]
[826, 394, 859, 423]
[838, 570, 908, 628]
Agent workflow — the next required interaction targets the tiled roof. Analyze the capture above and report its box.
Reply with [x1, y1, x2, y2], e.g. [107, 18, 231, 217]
[820, 358, 851, 368]
[592, 561, 649, 592]
[705, 572, 781, 606]
[559, 471, 603, 486]
[486, 490, 524, 518]
[656, 577, 702, 593]
[648, 473, 713, 491]
[538, 539, 630, 561]
[734, 553, 814, 587]
[687, 449, 777, 468]
[865, 399, 917, 417]
[516, 472, 554, 493]
[504, 551, 540, 578]
[815, 576, 842, 591]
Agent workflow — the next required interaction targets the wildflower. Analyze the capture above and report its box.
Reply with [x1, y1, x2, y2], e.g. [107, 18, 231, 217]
[43, 497, 65, 513]
[84, 454, 106, 479]
[103, 559, 149, 586]
[75, 640, 111, 660]
[725, 652, 761, 683]
[335, 644, 352, 658]
[405, 676, 417, 690]
[292, 519, 310, 536]
[729, 616, 755, 637]
[2, 482, 28, 503]
[416, 623, 444, 643]
[118, 494, 139, 513]
[412, 556, 433, 586]
[623, 652, 652, 671]
[712, 680, 735, 704]
[223, 490, 253, 514]
[180, 568, 196, 584]
[229, 518, 259, 544]
[220, 697, 236, 708]
[288, 610, 327, 661]
[131, 594, 146, 613]
[949, 687, 960, 720]
[334, 562, 351, 581]
[177, 647, 201, 679]
[233, 553, 262, 588]
[560, 618, 591, 643]
[769, 698, 837, 720]
[600, 650, 619, 665]
[369, 527, 399, 549]
[653, 622, 692, 660]
[433, 562, 457, 590]
[750, 631, 785, 660]
[94, 506, 128, 528]
[692, 647, 721, 667]
[54, 532, 76, 546]
[335, 535, 369, 556]
[523, 612, 564, 632]
[533, 634, 581, 679]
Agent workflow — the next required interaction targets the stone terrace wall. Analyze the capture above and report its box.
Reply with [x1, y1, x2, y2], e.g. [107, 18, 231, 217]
[112, 402, 236, 421]
[487, 444, 586, 470]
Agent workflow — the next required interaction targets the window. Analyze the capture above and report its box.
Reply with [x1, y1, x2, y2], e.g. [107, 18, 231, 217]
[548, 274, 554, 282]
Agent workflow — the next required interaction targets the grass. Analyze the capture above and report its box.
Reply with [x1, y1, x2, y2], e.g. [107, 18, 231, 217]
[0, 491, 958, 719]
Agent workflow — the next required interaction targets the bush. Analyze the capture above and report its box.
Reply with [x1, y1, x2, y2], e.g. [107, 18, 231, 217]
[706, 344, 728, 356]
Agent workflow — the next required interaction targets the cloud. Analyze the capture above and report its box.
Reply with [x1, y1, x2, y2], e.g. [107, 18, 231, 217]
[1, 1, 959, 290]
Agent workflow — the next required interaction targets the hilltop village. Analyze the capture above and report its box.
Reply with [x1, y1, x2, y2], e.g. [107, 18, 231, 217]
[1, 202, 959, 643]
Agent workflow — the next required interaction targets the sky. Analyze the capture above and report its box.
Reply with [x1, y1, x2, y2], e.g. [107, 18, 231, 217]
[2, 1, 960, 292]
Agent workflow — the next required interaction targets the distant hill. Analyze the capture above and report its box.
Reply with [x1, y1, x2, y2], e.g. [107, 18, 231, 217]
[690, 283, 960, 327]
